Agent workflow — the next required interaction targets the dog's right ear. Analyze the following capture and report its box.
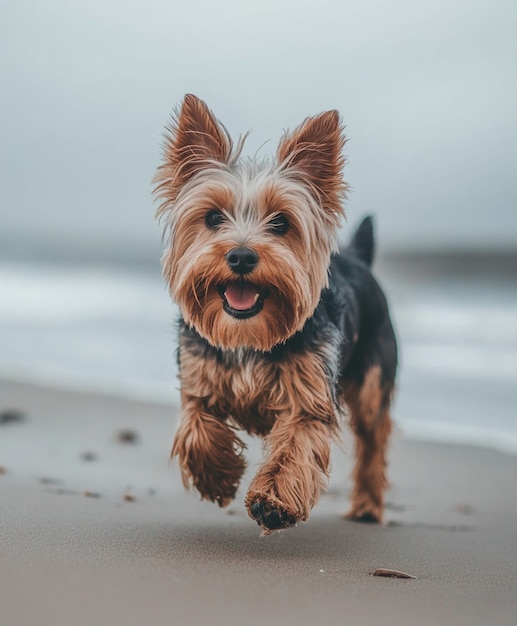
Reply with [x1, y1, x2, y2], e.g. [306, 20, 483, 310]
[277, 110, 347, 219]
[154, 94, 232, 203]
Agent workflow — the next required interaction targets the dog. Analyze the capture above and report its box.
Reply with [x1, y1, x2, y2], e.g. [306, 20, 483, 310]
[154, 94, 397, 533]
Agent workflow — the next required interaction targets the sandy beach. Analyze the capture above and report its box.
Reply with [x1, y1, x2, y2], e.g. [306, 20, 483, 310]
[1, 378, 516, 626]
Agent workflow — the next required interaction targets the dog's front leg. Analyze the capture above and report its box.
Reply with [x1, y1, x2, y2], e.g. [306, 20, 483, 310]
[172, 394, 246, 507]
[245, 414, 332, 532]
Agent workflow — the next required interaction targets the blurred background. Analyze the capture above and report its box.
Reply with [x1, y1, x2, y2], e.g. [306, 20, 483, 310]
[1, 0, 516, 450]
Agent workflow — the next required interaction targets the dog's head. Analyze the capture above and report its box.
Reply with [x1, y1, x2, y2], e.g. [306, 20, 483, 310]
[154, 94, 347, 351]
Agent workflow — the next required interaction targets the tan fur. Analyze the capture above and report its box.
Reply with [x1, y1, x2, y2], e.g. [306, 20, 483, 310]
[276, 109, 348, 219]
[154, 94, 236, 205]
[171, 397, 247, 507]
[245, 418, 331, 523]
[341, 367, 393, 523]
[175, 342, 337, 518]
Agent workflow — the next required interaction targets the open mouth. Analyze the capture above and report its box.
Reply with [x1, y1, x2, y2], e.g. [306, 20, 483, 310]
[218, 281, 269, 319]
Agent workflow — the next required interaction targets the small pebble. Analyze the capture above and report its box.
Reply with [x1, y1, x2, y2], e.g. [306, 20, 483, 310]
[55, 488, 77, 496]
[0, 466, 6, 475]
[84, 490, 101, 498]
[456, 503, 475, 515]
[40, 477, 62, 485]
[80, 451, 98, 462]
[123, 493, 135, 502]
[0, 409, 25, 424]
[116, 429, 140, 444]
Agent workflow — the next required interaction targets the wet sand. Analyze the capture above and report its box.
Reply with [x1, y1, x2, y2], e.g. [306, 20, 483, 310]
[1, 379, 516, 626]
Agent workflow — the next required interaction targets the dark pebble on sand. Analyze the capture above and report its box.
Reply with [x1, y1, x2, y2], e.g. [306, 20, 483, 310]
[0, 408, 26, 424]
[0, 466, 6, 475]
[55, 488, 77, 496]
[40, 476, 63, 485]
[84, 490, 101, 498]
[80, 451, 98, 462]
[123, 493, 135, 502]
[116, 429, 140, 444]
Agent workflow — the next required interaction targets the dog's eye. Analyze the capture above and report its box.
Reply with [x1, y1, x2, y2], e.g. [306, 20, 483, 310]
[205, 210, 225, 229]
[267, 214, 289, 235]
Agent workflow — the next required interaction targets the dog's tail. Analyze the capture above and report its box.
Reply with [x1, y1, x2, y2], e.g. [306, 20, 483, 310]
[348, 216, 375, 267]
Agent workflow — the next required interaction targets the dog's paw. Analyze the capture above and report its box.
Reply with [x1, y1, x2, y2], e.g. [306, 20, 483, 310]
[345, 502, 383, 524]
[247, 499, 298, 534]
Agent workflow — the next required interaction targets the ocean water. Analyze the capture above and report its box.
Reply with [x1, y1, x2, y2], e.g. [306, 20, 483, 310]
[1, 260, 516, 454]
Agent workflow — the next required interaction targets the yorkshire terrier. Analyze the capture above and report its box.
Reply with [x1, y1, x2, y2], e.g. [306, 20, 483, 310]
[154, 94, 397, 533]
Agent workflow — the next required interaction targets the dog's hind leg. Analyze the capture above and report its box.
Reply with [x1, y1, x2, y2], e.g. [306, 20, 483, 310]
[342, 364, 394, 523]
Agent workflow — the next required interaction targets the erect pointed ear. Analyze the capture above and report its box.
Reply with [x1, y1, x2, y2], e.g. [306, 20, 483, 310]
[277, 110, 347, 216]
[154, 94, 233, 203]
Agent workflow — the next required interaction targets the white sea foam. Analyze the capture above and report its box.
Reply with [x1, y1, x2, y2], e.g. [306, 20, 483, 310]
[398, 418, 517, 456]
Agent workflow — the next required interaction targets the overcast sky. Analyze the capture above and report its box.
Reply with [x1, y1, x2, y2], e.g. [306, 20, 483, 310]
[1, 0, 515, 261]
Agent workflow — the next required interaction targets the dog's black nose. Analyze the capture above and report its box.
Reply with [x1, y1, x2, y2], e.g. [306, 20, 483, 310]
[226, 247, 258, 275]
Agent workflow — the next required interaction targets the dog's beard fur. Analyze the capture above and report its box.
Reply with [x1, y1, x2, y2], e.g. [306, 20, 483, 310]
[154, 94, 347, 351]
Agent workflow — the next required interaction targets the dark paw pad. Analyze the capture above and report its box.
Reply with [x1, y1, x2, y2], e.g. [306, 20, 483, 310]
[250, 500, 297, 531]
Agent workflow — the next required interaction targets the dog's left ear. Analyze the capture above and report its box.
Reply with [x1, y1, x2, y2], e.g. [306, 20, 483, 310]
[154, 94, 232, 203]
[277, 110, 347, 217]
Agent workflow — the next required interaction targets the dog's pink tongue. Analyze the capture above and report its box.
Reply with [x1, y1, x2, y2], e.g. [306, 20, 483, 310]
[224, 282, 259, 311]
